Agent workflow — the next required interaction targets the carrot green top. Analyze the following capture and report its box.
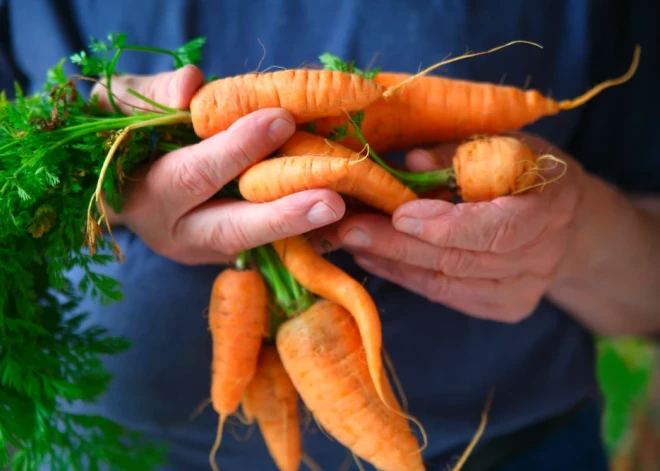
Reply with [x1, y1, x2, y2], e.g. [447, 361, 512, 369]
[0, 1, 657, 470]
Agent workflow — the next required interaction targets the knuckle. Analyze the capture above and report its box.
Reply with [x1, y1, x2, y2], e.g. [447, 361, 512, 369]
[202, 219, 250, 255]
[172, 158, 217, 198]
[424, 275, 452, 303]
[143, 77, 161, 104]
[488, 216, 520, 253]
[225, 138, 258, 173]
[390, 240, 412, 263]
[265, 212, 292, 239]
[435, 249, 476, 277]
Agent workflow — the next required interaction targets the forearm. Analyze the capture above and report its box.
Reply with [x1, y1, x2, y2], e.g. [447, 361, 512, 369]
[547, 173, 660, 336]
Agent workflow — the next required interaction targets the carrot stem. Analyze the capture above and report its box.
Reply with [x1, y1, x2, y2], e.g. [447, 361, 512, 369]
[235, 250, 250, 271]
[254, 244, 315, 321]
[345, 113, 453, 192]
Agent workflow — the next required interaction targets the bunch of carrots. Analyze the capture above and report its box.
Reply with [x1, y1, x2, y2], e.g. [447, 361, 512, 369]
[85, 40, 640, 471]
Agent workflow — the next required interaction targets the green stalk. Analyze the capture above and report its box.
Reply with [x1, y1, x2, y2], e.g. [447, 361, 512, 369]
[345, 113, 454, 193]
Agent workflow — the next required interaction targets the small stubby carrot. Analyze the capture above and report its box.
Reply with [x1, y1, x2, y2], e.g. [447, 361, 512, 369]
[276, 299, 424, 471]
[311, 46, 641, 154]
[238, 131, 418, 215]
[207, 266, 270, 471]
[242, 345, 301, 471]
[450, 135, 539, 201]
[189, 69, 386, 138]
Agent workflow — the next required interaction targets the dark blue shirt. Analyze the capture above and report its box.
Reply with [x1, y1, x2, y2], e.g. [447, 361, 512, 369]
[2, 1, 657, 470]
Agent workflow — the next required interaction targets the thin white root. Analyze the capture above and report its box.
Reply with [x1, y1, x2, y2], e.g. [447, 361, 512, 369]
[209, 414, 226, 471]
[188, 397, 211, 421]
[512, 153, 568, 195]
[84, 111, 191, 260]
[382, 348, 409, 413]
[301, 452, 324, 471]
[383, 40, 542, 98]
[451, 388, 496, 471]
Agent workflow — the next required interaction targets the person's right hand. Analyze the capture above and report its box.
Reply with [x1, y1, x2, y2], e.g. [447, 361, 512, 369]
[93, 65, 346, 265]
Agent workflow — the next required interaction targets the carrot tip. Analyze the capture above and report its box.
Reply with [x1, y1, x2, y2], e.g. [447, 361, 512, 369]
[558, 44, 641, 110]
[450, 388, 496, 471]
[209, 414, 227, 471]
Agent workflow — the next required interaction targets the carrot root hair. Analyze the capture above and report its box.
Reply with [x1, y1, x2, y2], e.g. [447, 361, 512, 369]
[511, 153, 568, 195]
[188, 396, 211, 421]
[383, 348, 409, 413]
[209, 414, 227, 471]
[382, 40, 543, 98]
[558, 45, 641, 110]
[451, 388, 496, 471]
[301, 453, 324, 471]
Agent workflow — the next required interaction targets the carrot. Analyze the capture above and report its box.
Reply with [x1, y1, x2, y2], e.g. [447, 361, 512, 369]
[449, 134, 555, 201]
[399, 134, 566, 203]
[276, 299, 424, 471]
[311, 45, 641, 154]
[242, 345, 301, 471]
[189, 69, 386, 138]
[238, 154, 354, 201]
[207, 265, 270, 471]
[238, 131, 418, 215]
[269, 234, 404, 420]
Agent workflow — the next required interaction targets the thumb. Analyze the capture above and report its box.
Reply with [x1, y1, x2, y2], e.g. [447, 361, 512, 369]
[404, 141, 460, 172]
[90, 64, 205, 114]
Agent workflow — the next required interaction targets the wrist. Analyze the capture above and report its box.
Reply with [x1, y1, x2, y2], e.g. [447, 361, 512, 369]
[549, 172, 614, 287]
[546, 170, 660, 334]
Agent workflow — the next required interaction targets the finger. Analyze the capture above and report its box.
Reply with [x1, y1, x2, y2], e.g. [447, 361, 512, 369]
[392, 196, 557, 253]
[173, 188, 346, 256]
[91, 64, 205, 114]
[336, 213, 530, 279]
[404, 141, 459, 171]
[353, 254, 545, 323]
[147, 108, 296, 221]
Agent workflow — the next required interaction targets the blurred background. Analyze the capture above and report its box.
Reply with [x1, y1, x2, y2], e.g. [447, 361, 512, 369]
[599, 336, 660, 471]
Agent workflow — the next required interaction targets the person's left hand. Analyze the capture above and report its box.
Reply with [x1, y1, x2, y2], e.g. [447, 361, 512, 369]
[316, 134, 585, 323]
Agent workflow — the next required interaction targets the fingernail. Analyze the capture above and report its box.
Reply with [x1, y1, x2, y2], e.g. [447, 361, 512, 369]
[307, 202, 337, 225]
[395, 217, 421, 235]
[341, 228, 371, 248]
[268, 118, 294, 141]
[355, 255, 375, 269]
[408, 149, 435, 165]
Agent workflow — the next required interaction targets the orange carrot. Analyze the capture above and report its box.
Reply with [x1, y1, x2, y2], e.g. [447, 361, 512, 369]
[311, 46, 640, 154]
[430, 134, 565, 202]
[207, 267, 270, 471]
[269, 234, 400, 417]
[189, 69, 386, 138]
[242, 345, 301, 471]
[276, 299, 424, 471]
[238, 131, 418, 215]
[451, 135, 535, 201]
[238, 154, 353, 202]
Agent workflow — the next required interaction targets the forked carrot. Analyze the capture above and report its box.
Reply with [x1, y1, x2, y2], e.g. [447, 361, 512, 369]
[189, 69, 386, 138]
[276, 299, 424, 471]
[207, 266, 270, 471]
[312, 45, 641, 154]
[242, 345, 301, 471]
[270, 235, 407, 420]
